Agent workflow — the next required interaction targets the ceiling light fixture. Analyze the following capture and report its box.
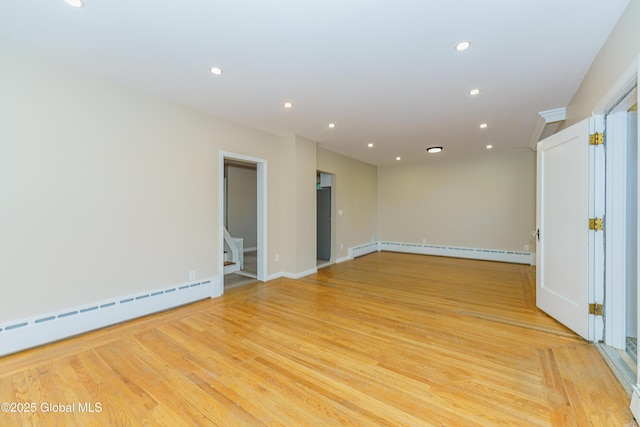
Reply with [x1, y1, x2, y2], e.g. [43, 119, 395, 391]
[455, 41, 471, 51]
[396, 156, 401, 161]
[210, 67, 223, 76]
[283, 102, 293, 109]
[469, 89, 480, 96]
[480, 123, 488, 129]
[64, 0, 84, 7]
[486, 144, 493, 149]
[367, 143, 374, 148]
[426, 146, 443, 154]
[328, 123, 335, 128]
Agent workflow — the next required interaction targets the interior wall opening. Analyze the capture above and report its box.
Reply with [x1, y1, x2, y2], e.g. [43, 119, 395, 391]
[223, 159, 258, 289]
[219, 152, 267, 291]
[598, 86, 638, 397]
[316, 171, 335, 268]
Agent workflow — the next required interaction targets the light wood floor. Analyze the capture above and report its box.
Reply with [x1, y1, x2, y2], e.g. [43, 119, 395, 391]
[1, 252, 636, 426]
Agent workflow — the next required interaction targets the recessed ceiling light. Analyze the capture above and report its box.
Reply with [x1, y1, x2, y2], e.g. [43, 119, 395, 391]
[396, 156, 401, 161]
[426, 146, 443, 154]
[480, 123, 488, 129]
[210, 67, 223, 76]
[328, 123, 335, 128]
[64, 0, 84, 7]
[486, 144, 493, 149]
[455, 41, 471, 51]
[283, 102, 293, 109]
[469, 89, 481, 96]
[367, 143, 374, 148]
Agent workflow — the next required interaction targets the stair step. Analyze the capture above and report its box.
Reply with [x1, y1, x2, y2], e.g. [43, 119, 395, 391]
[224, 261, 235, 267]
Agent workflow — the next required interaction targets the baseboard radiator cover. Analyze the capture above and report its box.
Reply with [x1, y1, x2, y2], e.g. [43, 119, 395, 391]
[379, 241, 532, 264]
[346, 241, 532, 264]
[0, 276, 221, 357]
[349, 242, 380, 258]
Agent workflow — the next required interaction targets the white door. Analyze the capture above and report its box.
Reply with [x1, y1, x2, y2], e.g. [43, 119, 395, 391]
[536, 119, 590, 339]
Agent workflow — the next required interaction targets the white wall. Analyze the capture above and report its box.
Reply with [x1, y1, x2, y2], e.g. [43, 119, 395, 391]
[565, 0, 640, 126]
[377, 149, 536, 252]
[0, 45, 293, 324]
[277, 135, 318, 276]
[295, 136, 319, 273]
[316, 147, 378, 260]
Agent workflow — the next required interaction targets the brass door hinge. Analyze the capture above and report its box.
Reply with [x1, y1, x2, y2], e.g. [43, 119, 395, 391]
[589, 303, 603, 316]
[589, 133, 604, 145]
[589, 218, 604, 231]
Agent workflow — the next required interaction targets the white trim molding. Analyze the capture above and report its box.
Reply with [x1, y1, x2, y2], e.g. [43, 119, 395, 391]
[529, 107, 567, 149]
[539, 107, 567, 123]
[632, 387, 640, 422]
[336, 255, 352, 264]
[266, 267, 318, 281]
[345, 241, 533, 265]
[379, 241, 533, 264]
[285, 267, 318, 279]
[219, 151, 268, 286]
[593, 56, 638, 115]
[0, 277, 219, 357]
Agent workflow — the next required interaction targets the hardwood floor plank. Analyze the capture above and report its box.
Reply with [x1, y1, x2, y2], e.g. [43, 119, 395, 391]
[0, 252, 635, 426]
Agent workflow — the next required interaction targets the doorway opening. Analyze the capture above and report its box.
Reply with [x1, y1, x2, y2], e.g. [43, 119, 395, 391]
[599, 88, 638, 396]
[219, 152, 267, 291]
[316, 171, 335, 268]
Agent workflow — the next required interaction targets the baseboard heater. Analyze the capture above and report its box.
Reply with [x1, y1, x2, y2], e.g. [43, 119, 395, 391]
[349, 241, 533, 264]
[0, 277, 221, 357]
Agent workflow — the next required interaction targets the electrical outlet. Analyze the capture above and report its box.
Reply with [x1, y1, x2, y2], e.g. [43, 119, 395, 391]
[524, 244, 530, 251]
[189, 270, 196, 280]
[422, 238, 426, 244]
[340, 243, 344, 251]
[275, 254, 279, 262]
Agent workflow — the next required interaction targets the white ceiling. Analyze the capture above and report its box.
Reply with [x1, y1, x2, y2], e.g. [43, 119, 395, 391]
[0, 0, 629, 166]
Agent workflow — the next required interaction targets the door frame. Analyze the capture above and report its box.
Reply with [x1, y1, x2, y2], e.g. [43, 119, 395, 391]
[219, 151, 267, 289]
[604, 87, 638, 349]
[592, 57, 639, 350]
[316, 171, 336, 264]
[589, 115, 606, 343]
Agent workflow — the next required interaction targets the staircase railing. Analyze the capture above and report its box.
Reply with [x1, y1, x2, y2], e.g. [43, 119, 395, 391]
[223, 227, 244, 274]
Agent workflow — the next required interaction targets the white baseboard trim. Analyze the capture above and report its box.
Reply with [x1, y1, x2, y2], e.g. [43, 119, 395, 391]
[0, 276, 220, 357]
[266, 267, 319, 281]
[379, 241, 532, 264]
[266, 271, 284, 281]
[241, 241, 533, 284]
[284, 267, 318, 279]
[342, 241, 533, 265]
[630, 387, 640, 421]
